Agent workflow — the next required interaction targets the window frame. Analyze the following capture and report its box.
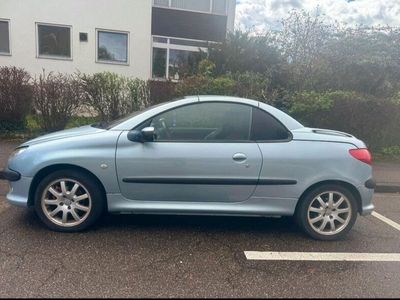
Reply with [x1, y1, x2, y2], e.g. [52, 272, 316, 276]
[152, 35, 209, 80]
[36, 22, 73, 61]
[133, 101, 292, 144]
[96, 28, 130, 66]
[250, 107, 293, 143]
[0, 18, 11, 56]
[152, 47, 168, 79]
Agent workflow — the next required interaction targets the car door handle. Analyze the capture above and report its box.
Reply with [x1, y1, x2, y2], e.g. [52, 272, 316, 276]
[232, 153, 247, 162]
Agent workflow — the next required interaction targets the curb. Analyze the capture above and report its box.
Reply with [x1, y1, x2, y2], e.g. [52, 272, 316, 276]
[375, 184, 400, 194]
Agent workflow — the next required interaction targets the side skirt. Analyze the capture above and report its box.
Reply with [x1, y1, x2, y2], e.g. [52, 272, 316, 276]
[106, 194, 298, 217]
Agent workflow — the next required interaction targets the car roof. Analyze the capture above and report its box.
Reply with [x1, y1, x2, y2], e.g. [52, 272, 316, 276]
[111, 96, 303, 131]
[197, 95, 260, 106]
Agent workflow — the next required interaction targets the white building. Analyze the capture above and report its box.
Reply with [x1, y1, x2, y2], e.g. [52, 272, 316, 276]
[0, 0, 236, 80]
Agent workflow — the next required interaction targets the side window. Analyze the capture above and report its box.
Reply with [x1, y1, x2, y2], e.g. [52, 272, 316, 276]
[149, 103, 252, 142]
[251, 108, 290, 141]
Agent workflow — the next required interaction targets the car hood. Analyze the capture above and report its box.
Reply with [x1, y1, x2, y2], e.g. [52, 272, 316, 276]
[291, 127, 367, 148]
[21, 125, 106, 147]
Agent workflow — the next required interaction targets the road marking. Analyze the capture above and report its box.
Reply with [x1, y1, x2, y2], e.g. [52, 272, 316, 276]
[244, 251, 400, 261]
[372, 211, 400, 232]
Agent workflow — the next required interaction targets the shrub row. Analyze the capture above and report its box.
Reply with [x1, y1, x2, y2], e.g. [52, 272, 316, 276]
[0, 67, 150, 132]
[0, 67, 32, 131]
[289, 91, 400, 150]
[1, 66, 399, 151]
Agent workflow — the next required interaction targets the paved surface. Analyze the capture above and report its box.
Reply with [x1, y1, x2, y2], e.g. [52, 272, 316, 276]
[1, 140, 400, 298]
[0, 141, 15, 213]
[373, 162, 400, 185]
[373, 162, 400, 193]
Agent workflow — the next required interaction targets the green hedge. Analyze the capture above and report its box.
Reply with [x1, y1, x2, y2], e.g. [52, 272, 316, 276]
[1, 66, 400, 153]
[290, 91, 400, 150]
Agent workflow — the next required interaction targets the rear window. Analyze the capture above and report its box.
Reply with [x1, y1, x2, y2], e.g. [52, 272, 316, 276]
[251, 108, 291, 141]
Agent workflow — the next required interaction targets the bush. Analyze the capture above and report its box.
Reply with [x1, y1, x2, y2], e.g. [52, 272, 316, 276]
[148, 80, 177, 105]
[175, 75, 236, 98]
[197, 59, 216, 77]
[381, 146, 400, 160]
[231, 72, 271, 102]
[289, 90, 400, 150]
[289, 90, 335, 122]
[0, 66, 32, 132]
[81, 72, 149, 122]
[32, 71, 85, 132]
[208, 31, 283, 76]
[174, 71, 276, 105]
[128, 78, 150, 111]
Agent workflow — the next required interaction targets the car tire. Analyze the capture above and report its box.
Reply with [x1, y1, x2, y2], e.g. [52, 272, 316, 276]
[295, 184, 358, 241]
[34, 169, 105, 232]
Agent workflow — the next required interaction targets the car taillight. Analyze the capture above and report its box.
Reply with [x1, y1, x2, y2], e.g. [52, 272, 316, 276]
[349, 149, 372, 165]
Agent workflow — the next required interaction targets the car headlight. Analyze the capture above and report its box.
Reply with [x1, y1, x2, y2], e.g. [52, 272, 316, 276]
[9, 146, 28, 159]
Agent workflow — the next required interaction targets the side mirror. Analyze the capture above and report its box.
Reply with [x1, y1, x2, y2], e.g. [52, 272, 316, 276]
[127, 127, 155, 143]
[141, 127, 155, 142]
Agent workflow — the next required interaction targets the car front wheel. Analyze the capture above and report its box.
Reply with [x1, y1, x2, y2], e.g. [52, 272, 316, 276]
[34, 169, 105, 232]
[295, 184, 358, 240]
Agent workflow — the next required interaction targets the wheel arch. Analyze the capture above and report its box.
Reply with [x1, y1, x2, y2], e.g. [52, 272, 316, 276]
[28, 164, 107, 208]
[295, 180, 362, 214]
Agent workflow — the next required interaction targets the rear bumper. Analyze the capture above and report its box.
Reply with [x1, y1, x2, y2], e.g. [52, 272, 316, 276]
[358, 178, 375, 216]
[364, 178, 376, 189]
[0, 168, 21, 182]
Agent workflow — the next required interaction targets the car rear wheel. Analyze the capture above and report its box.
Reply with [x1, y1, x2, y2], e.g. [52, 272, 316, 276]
[34, 170, 105, 232]
[295, 184, 358, 240]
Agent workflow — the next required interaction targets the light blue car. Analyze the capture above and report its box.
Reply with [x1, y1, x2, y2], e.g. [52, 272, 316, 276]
[0, 96, 375, 240]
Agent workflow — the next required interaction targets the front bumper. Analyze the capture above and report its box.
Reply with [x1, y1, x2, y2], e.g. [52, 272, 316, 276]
[0, 168, 21, 181]
[5, 176, 32, 207]
[1, 168, 31, 207]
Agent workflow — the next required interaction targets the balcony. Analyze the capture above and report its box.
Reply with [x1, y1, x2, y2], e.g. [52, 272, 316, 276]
[153, 0, 228, 16]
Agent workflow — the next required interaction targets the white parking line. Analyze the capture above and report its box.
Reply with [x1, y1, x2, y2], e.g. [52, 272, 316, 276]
[372, 211, 400, 232]
[244, 251, 400, 261]
[244, 212, 400, 262]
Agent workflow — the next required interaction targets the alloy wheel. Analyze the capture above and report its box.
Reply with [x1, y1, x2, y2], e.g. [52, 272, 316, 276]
[307, 191, 352, 236]
[41, 178, 92, 227]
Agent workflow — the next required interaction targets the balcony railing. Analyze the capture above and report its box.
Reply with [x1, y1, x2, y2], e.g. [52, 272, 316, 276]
[153, 0, 228, 16]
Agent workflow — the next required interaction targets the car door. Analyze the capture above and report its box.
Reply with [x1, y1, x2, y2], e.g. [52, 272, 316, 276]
[250, 107, 300, 200]
[116, 102, 263, 202]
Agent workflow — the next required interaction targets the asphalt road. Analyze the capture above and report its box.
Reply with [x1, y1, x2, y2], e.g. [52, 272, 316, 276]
[1, 141, 400, 298]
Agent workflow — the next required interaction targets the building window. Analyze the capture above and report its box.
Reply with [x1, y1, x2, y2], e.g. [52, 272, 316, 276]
[168, 49, 199, 80]
[153, 48, 167, 78]
[97, 29, 129, 64]
[153, 0, 227, 15]
[0, 19, 10, 55]
[152, 36, 208, 80]
[37, 23, 72, 59]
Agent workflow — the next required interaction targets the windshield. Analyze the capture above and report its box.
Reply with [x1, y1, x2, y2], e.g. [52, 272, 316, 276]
[91, 102, 168, 130]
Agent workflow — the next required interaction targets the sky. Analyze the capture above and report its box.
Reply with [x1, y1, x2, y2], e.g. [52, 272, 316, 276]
[235, 0, 400, 32]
